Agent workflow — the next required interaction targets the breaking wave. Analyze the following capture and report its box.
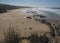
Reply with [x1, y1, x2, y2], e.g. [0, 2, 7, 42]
[22, 7, 60, 20]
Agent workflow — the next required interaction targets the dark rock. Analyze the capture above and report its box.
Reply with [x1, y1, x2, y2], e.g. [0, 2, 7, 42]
[39, 34, 49, 43]
[26, 16, 32, 19]
[0, 8, 7, 13]
[29, 27, 32, 30]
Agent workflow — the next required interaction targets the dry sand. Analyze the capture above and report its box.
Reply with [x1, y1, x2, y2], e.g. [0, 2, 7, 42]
[0, 9, 50, 41]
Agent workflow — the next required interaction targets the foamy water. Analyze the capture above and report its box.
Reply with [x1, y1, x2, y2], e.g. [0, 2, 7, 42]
[22, 8, 60, 20]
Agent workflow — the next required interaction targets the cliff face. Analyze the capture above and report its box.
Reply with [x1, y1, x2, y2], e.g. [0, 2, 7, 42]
[0, 4, 31, 10]
[0, 4, 21, 10]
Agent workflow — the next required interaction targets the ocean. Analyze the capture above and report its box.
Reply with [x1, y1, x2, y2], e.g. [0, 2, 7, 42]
[22, 8, 60, 21]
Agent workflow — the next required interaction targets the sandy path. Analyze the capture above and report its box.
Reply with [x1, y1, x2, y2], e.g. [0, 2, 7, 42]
[0, 9, 50, 41]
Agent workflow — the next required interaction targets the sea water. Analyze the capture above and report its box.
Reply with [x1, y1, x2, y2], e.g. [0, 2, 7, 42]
[22, 7, 60, 21]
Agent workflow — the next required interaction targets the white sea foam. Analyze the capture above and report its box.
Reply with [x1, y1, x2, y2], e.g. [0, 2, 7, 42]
[22, 7, 60, 20]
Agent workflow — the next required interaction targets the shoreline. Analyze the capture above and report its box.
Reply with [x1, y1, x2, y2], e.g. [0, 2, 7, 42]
[0, 8, 60, 43]
[0, 9, 50, 40]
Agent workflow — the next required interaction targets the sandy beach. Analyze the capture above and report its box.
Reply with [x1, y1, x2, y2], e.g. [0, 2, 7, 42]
[0, 8, 50, 41]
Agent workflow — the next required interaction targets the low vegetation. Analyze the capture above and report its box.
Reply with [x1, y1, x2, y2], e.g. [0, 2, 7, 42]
[2, 25, 58, 43]
[4, 26, 20, 43]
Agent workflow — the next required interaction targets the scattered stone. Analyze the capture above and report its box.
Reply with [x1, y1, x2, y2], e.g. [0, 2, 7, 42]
[49, 38, 57, 43]
[39, 34, 49, 43]
[29, 27, 32, 30]
[35, 18, 41, 21]
[0, 8, 7, 13]
[40, 15, 46, 18]
[25, 28, 27, 30]
[26, 16, 32, 19]
[33, 15, 40, 17]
